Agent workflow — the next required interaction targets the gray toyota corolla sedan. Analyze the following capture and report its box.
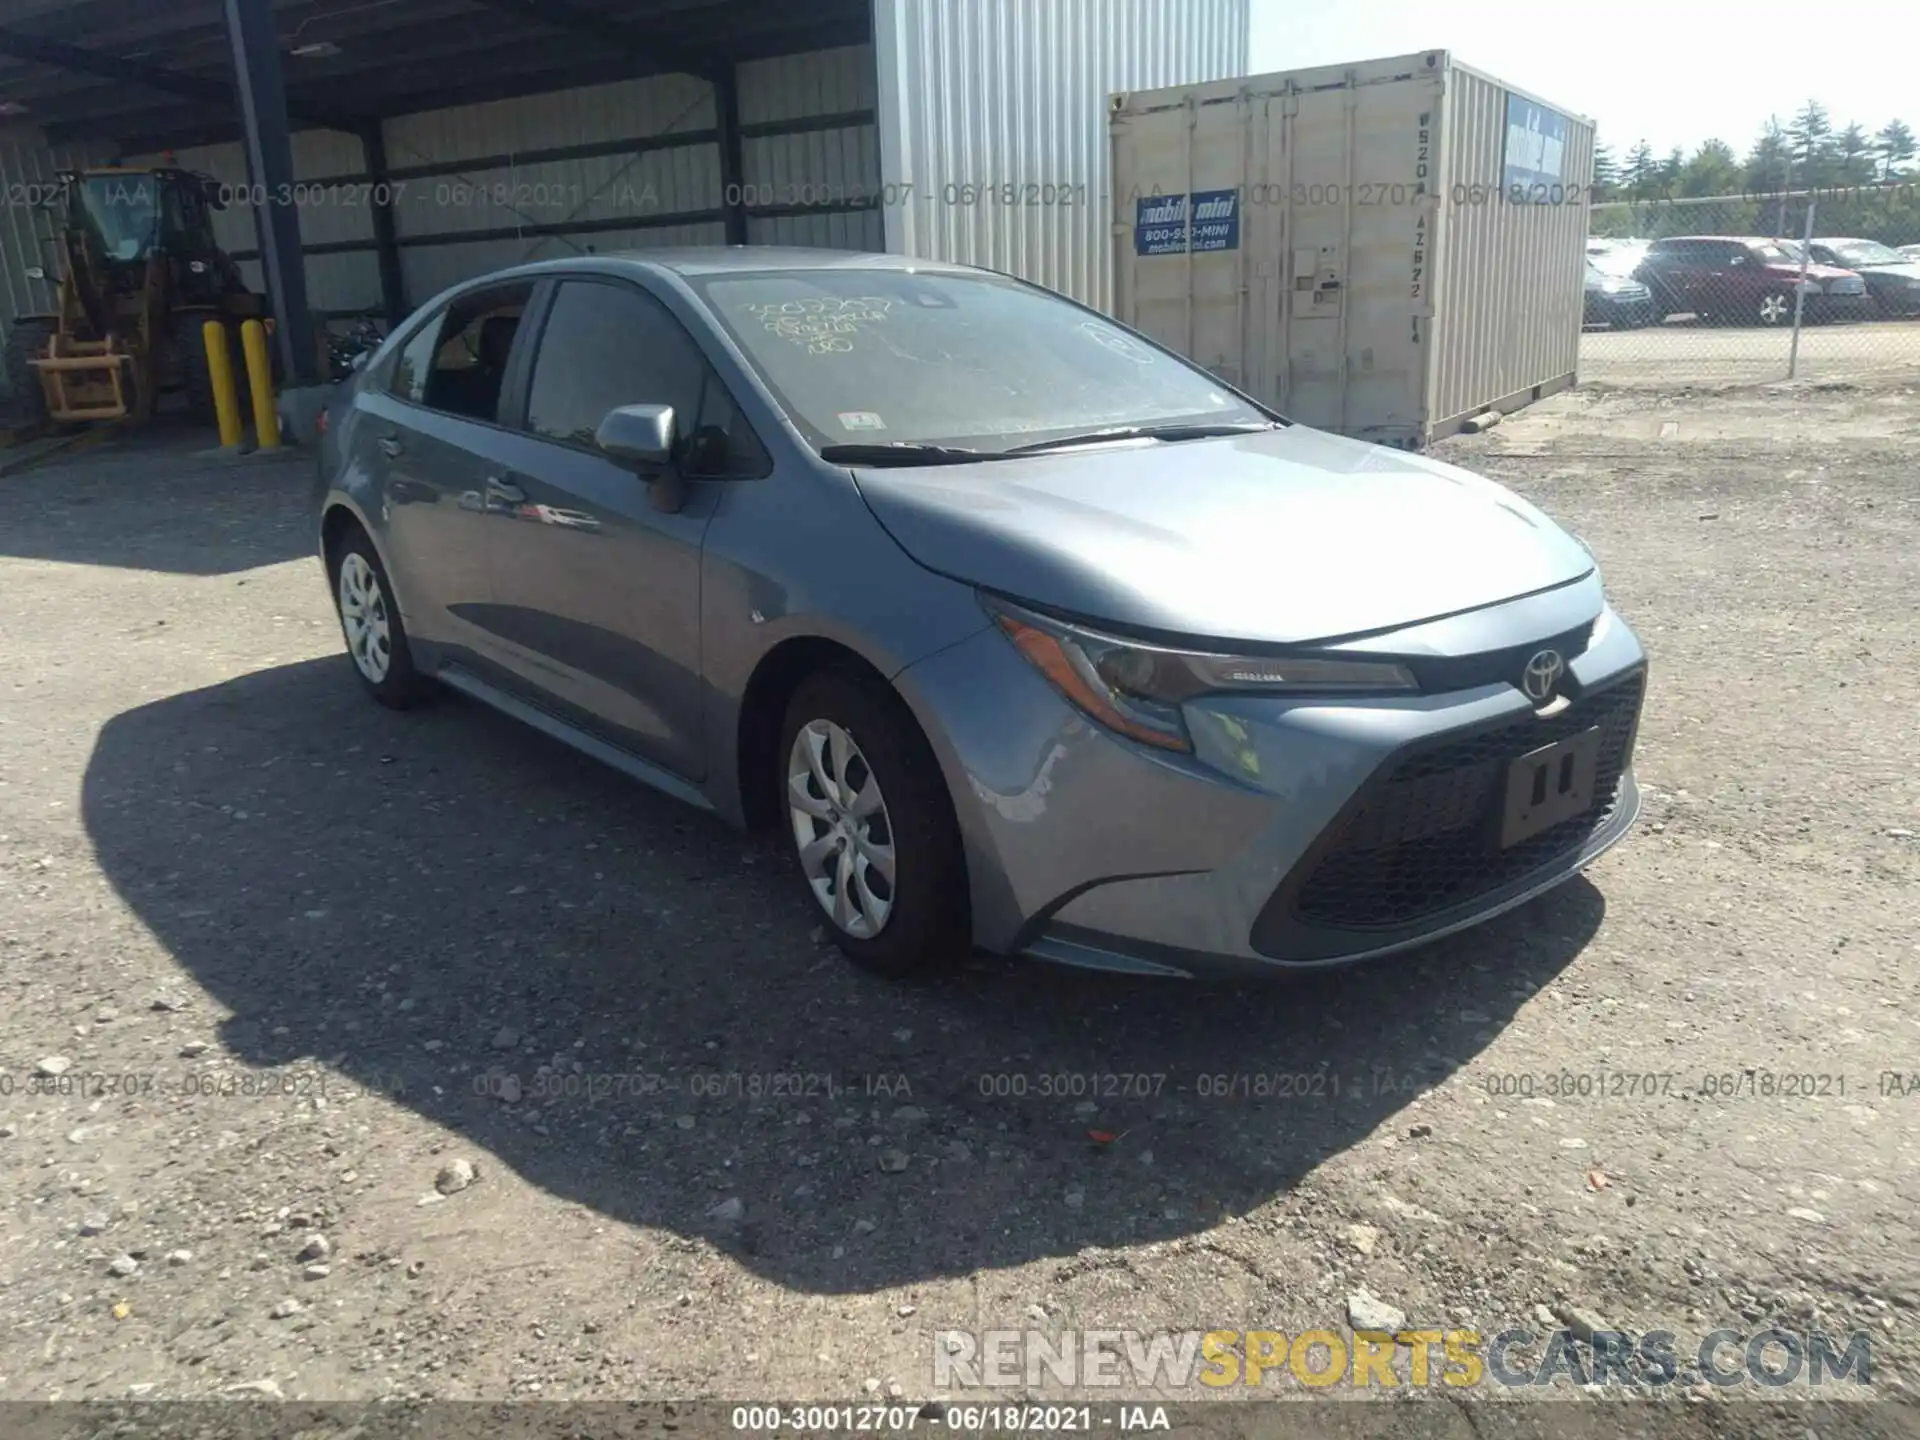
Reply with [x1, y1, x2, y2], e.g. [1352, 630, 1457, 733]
[315, 247, 1646, 979]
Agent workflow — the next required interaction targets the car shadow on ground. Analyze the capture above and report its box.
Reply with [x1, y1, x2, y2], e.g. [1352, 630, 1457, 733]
[0, 421, 316, 575]
[82, 656, 1606, 1294]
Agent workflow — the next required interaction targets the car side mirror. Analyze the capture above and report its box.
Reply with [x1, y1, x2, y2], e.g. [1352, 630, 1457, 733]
[595, 402, 685, 513]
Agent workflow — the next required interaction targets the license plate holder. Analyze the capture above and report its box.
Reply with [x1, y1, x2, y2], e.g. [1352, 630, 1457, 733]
[1499, 727, 1602, 849]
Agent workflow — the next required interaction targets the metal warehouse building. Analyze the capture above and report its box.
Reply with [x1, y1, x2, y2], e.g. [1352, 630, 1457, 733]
[0, 0, 1246, 387]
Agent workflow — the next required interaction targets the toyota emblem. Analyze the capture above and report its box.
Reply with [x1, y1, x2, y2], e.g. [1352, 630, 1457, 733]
[1522, 649, 1565, 703]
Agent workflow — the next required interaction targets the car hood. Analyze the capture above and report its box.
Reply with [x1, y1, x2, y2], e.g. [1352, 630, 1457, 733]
[1853, 260, 1920, 279]
[851, 426, 1595, 645]
[1793, 263, 1862, 282]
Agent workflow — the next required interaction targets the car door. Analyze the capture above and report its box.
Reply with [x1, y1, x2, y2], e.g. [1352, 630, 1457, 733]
[1660, 241, 1714, 314]
[352, 282, 534, 666]
[1639, 242, 1689, 311]
[1705, 241, 1756, 314]
[472, 276, 760, 782]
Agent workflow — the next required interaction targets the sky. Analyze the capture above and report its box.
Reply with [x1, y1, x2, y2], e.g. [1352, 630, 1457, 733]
[1248, 0, 1912, 161]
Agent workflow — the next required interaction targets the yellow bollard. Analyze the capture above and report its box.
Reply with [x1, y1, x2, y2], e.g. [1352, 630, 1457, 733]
[201, 320, 244, 448]
[240, 319, 281, 450]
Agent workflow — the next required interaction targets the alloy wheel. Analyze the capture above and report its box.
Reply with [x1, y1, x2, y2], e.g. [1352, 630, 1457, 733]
[1758, 292, 1792, 325]
[787, 718, 896, 938]
[337, 551, 393, 684]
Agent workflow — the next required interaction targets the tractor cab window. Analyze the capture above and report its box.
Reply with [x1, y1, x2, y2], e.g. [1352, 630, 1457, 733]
[159, 178, 216, 253]
[78, 176, 160, 263]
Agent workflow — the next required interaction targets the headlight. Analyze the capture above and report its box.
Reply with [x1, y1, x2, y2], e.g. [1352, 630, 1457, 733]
[1795, 279, 1822, 294]
[982, 596, 1417, 753]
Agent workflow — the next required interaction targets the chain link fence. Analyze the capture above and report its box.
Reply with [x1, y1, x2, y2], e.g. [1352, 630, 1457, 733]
[1579, 185, 1920, 384]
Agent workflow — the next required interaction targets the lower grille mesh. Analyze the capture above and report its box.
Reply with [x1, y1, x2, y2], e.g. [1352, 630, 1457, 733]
[1290, 673, 1645, 931]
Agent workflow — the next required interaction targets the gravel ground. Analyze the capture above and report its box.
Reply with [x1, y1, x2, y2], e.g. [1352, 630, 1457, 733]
[0, 392, 1915, 1433]
[1579, 315, 1920, 386]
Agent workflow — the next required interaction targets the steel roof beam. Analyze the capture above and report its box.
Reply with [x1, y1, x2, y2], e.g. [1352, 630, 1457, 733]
[468, 0, 724, 79]
[0, 23, 360, 130]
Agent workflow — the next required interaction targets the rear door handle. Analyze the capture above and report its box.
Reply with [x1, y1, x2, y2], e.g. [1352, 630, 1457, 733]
[486, 476, 526, 504]
[377, 435, 403, 459]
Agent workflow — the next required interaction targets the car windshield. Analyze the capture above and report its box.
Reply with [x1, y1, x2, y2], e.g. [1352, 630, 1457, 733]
[689, 268, 1269, 454]
[1826, 239, 1903, 266]
[1750, 242, 1797, 264]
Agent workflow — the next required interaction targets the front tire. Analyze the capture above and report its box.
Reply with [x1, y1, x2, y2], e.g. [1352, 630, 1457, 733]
[1756, 291, 1793, 326]
[329, 527, 431, 708]
[778, 670, 969, 976]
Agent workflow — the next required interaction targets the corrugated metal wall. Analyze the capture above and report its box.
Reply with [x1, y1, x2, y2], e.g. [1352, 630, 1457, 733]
[113, 46, 881, 321]
[0, 125, 111, 323]
[740, 45, 884, 252]
[381, 70, 726, 301]
[1427, 64, 1593, 431]
[872, 0, 1247, 308]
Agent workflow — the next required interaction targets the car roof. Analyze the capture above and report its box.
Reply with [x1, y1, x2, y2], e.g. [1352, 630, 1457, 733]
[491, 245, 988, 282]
[1653, 235, 1771, 244]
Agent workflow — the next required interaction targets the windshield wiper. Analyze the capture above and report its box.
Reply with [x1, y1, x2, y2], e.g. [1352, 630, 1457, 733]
[818, 441, 996, 467]
[1000, 421, 1280, 456]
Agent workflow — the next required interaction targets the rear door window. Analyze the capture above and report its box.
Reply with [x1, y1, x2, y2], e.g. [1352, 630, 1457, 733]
[418, 284, 532, 424]
[386, 313, 444, 406]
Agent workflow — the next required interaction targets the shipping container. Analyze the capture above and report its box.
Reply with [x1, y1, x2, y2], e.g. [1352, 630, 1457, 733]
[1109, 51, 1593, 447]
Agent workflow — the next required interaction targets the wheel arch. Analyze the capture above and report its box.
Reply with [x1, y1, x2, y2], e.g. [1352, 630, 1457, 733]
[319, 499, 367, 573]
[318, 498, 415, 623]
[734, 635, 892, 834]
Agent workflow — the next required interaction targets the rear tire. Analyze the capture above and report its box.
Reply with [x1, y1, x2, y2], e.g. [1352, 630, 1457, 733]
[2, 317, 54, 428]
[778, 670, 969, 977]
[328, 525, 432, 708]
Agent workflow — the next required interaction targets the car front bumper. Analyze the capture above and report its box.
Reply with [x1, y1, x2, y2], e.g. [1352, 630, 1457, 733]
[1585, 292, 1657, 326]
[1868, 281, 1920, 314]
[897, 579, 1647, 978]
[1808, 291, 1872, 321]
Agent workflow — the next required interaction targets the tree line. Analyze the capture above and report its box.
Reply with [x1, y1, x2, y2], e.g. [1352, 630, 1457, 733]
[1590, 103, 1920, 244]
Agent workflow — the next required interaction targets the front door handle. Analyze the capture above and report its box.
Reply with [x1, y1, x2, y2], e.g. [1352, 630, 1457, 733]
[486, 476, 526, 504]
[377, 435, 403, 459]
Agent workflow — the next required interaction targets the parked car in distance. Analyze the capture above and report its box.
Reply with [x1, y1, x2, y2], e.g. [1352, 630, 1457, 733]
[315, 247, 1647, 980]
[1588, 239, 1649, 276]
[1900, 244, 1920, 263]
[1584, 260, 1658, 328]
[1778, 237, 1920, 315]
[1633, 236, 1870, 325]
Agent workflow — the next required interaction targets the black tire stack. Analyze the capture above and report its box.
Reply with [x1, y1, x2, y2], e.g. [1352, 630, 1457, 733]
[2, 317, 55, 428]
[172, 315, 250, 427]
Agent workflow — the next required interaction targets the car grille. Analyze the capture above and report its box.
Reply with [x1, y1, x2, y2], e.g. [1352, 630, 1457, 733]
[1285, 671, 1645, 933]
[1829, 277, 1866, 295]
